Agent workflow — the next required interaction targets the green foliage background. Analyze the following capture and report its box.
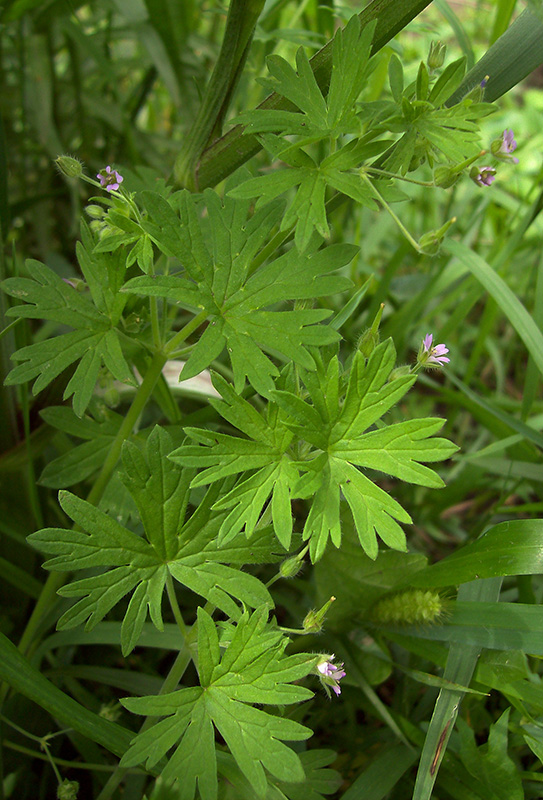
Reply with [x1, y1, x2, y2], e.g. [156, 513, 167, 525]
[2, 1, 543, 799]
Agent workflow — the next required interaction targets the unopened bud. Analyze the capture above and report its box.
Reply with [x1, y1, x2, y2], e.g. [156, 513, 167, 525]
[418, 217, 456, 255]
[427, 41, 446, 70]
[55, 155, 83, 178]
[86, 204, 105, 220]
[433, 166, 459, 189]
[358, 304, 384, 358]
[303, 596, 335, 634]
[388, 365, 411, 381]
[57, 779, 79, 800]
[280, 552, 305, 579]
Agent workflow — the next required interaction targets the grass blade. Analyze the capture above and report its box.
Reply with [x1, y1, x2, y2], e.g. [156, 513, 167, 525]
[446, 8, 543, 104]
[412, 578, 502, 800]
[443, 238, 543, 379]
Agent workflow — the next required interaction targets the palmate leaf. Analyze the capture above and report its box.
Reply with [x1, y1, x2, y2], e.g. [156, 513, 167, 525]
[120, 607, 316, 800]
[171, 343, 456, 562]
[28, 427, 278, 655]
[2, 248, 136, 416]
[282, 340, 458, 561]
[122, 188, 355, 395]
[227, 16, 382, 250]
[170, 373, 299, 548]
[213, 749, 342, 800]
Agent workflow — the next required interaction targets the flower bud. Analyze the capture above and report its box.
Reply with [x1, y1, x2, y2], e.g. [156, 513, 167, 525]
[85, 204, 105, 220]
[303, 596, 336, 634]
[55, 155, 83, 178]
[388, 365, 411, 382]
[358, 303, 384, 358]
[57, 780, 79, 800]
[427, 41, 446, 70]
[433, 166, 459, 189]
[279, 552, 305, 579]
[418, 217, 456, 255]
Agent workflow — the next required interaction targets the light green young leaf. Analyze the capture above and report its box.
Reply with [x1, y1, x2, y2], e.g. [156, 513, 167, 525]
[173, 341, 454, 562]
[226, 17, 381, 248]
[170, 373, 298, 547]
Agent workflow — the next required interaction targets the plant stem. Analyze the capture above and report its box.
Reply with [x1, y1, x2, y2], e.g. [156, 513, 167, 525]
[165, 309, 208, 355]
[166, 574, 188, 639]
[360, 172, 422, 252]
[86, 350, 168, 505]
[15, 351, 168, 663]
[174, 0, 266, 189]
[365, 166, 434, 186]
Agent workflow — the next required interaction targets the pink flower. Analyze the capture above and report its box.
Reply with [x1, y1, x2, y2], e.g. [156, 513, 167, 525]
[491, 129, 519, 164]
[470, 165, 496, 187]
[96, 166, 123, 192]
[316, 655, 346, 697]
[419, 334, 450, 368]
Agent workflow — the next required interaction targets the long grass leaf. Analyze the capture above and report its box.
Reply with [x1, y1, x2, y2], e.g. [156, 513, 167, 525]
[412, 578, 502, 800]
[444, 238, 543, 379]
[446, 8, 543, 104]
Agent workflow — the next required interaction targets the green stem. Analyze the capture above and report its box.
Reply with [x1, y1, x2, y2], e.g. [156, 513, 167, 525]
[360, 172, 422, 252]
[165, 309, 208, 356]
[86, 350, 168, 505]
[174, 0, 266, 189]
[150, 296, 161, 349]
[166, 574, 188, 639]
[15, 351, 168, 664]
[365, 166, 434, 186]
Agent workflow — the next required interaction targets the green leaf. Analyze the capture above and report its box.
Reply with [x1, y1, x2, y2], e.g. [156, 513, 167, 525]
[123, 190, 354, 394]
[389, 55, 404, 103]
[444, 239, 543, 379]
[406, 519, 543, 588]
[332, 418, 458, 487]
[326, 16, 376, 129]
[457, 710, 523, 800]
[121, 608, 315, 798]
[446, 8, 543, 105]
[2, 257, 135, 416]
[0, 631, 134, 759]
[28, 434, 275, 653]
[428, 56, 466, 106]
[39, 407, 123, 488]
[121, 426, 193, 560]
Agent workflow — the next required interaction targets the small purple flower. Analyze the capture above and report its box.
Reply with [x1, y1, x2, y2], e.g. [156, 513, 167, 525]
[480, 75, 489, 89]
[470, 165, 496, 187]
[501, 129, 517, 154]
[96, 166, 123, 192]
[316, 655, 346, 697]
[419, 334, 450, 368]
[493, 129, 519, 164]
